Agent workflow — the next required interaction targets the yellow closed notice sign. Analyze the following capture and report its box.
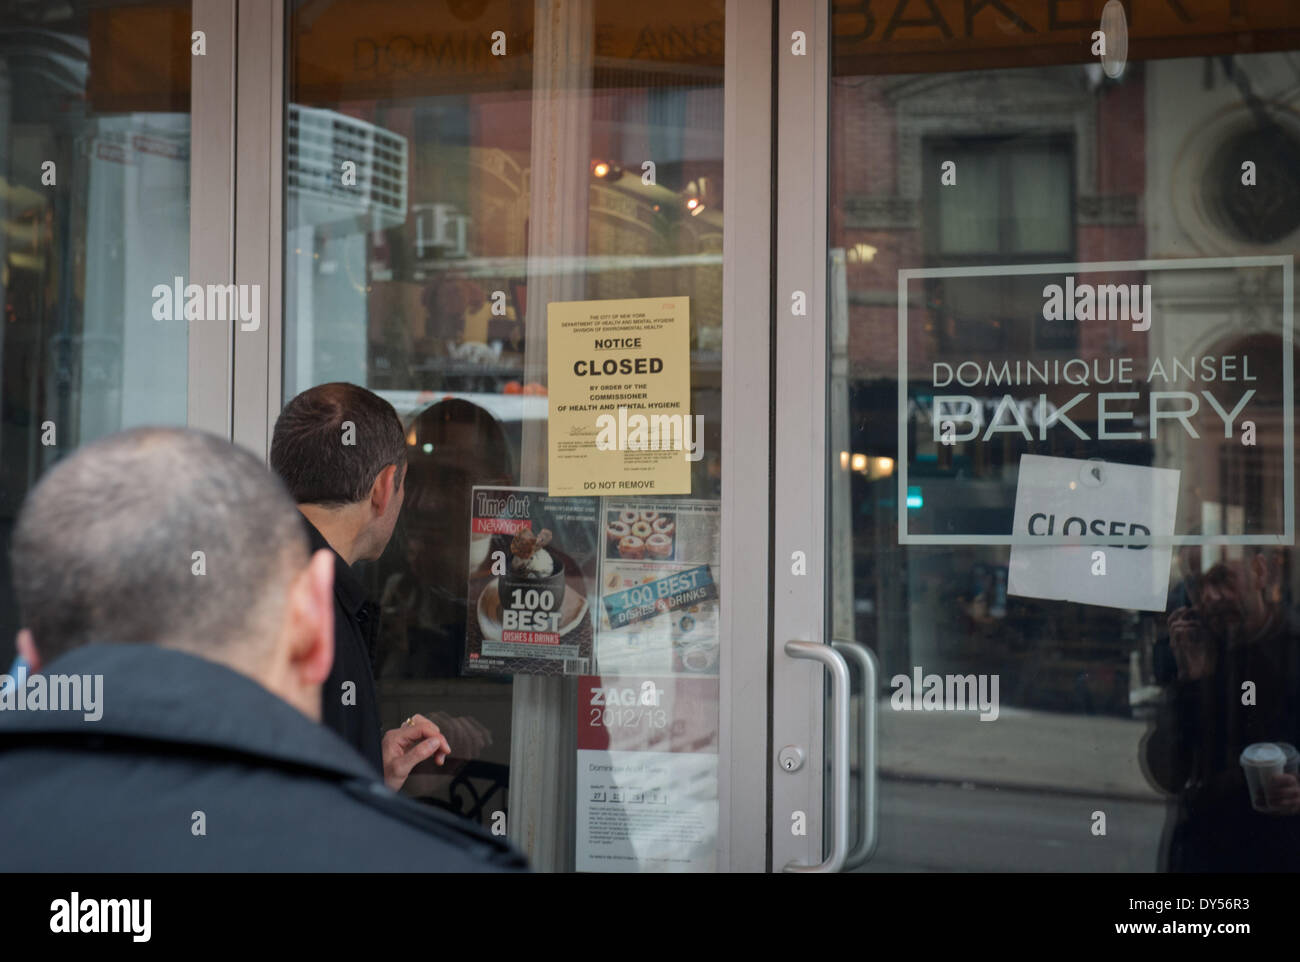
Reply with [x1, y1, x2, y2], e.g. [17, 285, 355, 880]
[547, 297, 695, 498]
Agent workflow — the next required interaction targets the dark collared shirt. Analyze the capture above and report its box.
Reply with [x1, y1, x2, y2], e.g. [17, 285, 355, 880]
[304, 516, 384, 775]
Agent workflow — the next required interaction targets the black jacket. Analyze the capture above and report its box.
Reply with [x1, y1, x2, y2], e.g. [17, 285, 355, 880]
[1143, 617, 1300, 871]
[0, 643, 527, 871]
[306, 517, 385, 774]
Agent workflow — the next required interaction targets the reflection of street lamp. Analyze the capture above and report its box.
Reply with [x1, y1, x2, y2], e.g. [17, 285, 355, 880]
[591, 159, 622, 180]
[846, 453, 894, 479]
[684, 176, 713, 215]
[846, 242, 876, 263]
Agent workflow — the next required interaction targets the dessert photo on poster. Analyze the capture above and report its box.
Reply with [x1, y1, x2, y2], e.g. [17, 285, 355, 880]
[465, 486, 600, 676]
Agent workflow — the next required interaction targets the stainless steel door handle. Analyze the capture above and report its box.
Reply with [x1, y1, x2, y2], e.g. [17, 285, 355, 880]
[782, 640, 851, 873]
[833, 639, 878, 869]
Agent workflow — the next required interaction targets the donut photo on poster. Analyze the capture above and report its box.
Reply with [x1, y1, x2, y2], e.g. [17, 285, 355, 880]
[595, 499, 720, 677]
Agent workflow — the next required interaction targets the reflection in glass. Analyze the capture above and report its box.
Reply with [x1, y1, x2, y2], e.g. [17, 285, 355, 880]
[0, 1, 191, 651]
[830, 46, 1300, 871]
[285, 0, 724, 866]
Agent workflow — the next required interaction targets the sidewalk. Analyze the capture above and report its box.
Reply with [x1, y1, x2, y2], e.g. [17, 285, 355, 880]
[874, 703, 1166, 802]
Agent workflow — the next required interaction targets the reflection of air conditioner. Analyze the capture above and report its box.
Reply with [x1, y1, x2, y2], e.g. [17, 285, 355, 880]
[287, 105, 407, 233]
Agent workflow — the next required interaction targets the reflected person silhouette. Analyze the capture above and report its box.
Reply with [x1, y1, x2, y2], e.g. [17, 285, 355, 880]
[377, 399, 515, 776]
[1142, 547, 1300, 871]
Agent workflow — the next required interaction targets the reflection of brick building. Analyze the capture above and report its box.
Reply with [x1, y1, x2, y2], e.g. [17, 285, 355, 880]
[831, 65, 1149, 380]
[1143, 55, 1299, 542]
[831, 54, 1297, 535]
[284, 0, 728, 395]
[830, 48, 1300, 714]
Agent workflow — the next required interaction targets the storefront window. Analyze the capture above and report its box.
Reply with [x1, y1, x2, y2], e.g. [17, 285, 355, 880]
[830, 8, 1300, 870]
[0, 1, 191, 650]
[285, 0, 724, 870]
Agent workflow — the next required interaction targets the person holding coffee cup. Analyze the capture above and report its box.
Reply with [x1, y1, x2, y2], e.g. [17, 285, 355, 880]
[1261, 741, 1300, 814]
[1142, 548, 1300, 871]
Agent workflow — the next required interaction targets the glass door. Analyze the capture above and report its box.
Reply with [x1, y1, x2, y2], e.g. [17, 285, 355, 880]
[778, 0, 1300, 872]
[259, 0, 772, 872]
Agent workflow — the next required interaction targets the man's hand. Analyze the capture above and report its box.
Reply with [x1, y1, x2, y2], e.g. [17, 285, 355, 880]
[1168, 606, 1216, 682]
[382, 713, 450, 792]
[1265, 773, 1300, 815]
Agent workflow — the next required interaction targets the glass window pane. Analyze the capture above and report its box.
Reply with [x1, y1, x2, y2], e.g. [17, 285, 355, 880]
[0, 1, 190, 651]
[1009, 144, 1071, 253]
[935, 145, 998, 254]
[831, 13, 1300, 872]
[284, 0, 724, 872]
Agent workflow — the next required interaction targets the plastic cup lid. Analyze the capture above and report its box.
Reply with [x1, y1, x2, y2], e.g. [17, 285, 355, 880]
[1240, 742, 1286, 765]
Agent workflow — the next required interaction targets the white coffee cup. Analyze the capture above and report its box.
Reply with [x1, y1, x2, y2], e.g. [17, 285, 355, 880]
[1277, 742, 1300, 776]
[1240, 742, 1286, 812]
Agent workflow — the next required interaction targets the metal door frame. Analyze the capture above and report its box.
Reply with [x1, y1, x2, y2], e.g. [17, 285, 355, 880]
[771, 0, 832, 871]
[188, 0, 237, 437]
[720, 0, 774, 873]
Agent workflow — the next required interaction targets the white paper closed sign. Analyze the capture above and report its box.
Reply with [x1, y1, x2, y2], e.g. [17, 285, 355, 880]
[1008, 455, 1179, 612]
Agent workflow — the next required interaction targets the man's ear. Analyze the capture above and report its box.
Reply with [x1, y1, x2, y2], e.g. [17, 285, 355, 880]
[369, 463, 399, 516]
[16, 629, 41, 672]
[285, 549, 335, 688]
[1254, 551, 1284, 602]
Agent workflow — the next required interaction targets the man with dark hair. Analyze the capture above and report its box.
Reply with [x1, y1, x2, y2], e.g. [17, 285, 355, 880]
[0, 427, 525, 870]
[270, 381, 446, 789]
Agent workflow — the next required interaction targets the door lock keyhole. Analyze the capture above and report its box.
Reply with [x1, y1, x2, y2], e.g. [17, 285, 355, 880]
[778, 745, 805, 773]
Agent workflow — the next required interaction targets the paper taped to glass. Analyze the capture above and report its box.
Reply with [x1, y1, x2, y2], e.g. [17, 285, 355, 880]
[1008, 454, 1179, 612]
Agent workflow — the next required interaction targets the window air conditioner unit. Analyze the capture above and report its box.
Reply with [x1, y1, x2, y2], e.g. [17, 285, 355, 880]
[286, 104, 408, 234]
